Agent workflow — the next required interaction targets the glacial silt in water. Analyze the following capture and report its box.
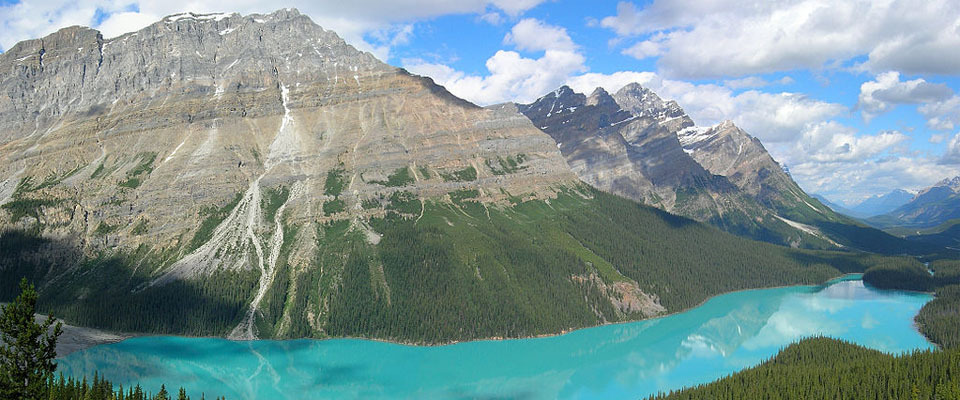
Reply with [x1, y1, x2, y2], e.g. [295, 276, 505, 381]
[57, 277, 934, 399]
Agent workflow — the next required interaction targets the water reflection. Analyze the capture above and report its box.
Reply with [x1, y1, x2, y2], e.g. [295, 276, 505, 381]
[58, 278, 933, 400]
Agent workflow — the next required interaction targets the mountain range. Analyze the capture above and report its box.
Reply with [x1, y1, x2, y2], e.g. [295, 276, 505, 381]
[515, 84, 923, 253]
[815, 190, 914, 219]
[869, 177, 960, 230]
[0, 9, 939, 342]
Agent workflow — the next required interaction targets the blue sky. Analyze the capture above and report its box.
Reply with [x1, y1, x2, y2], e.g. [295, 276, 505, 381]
[2, 0, 959, 205]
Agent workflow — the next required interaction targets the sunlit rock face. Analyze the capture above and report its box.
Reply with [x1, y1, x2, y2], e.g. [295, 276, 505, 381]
[0, 10, 577, 295]
[516, 84, 781, 235]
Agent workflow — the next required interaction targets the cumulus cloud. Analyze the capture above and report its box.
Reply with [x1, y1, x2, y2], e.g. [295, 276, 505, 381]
[0, 0, 548, 57]
[723, 76, 794, 90]
[940, 133, 960, 165]
[405, 18, 585, 104]
[857, 71, 953, 122]
[599, 0, 960, 78]
[503, 18, 576, 52]
[406, 48, 585, 105]
[621, 39, 662, 59]
[919, 96, 960, 131]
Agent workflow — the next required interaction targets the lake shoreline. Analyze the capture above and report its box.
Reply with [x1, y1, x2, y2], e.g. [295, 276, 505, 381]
[57, 273, 878, 355]
[56, 275, 936, 400]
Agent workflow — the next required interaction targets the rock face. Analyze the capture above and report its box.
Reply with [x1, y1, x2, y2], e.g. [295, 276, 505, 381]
[517, 83, 928, 253]
[871, 177, 960, 228]
[517, 84, 753, 222]
[677, 120, 816, 215]
[0, 9, 575, 248]
[517, 84, 835, 246]
[0, 10, 580, 339]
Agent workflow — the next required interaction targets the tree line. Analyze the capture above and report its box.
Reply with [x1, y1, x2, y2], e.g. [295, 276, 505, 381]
[1, 279, 224, 400]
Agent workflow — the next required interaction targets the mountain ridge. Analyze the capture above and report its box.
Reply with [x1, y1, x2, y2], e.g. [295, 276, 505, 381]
[515, 83, 925, 254]
[870, 176, 960, 229]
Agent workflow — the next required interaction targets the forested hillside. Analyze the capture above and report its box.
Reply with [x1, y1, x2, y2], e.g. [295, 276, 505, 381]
[654, 258, 960, 400]
[0, 186, 903, 343]
[649, 337, 960, 400]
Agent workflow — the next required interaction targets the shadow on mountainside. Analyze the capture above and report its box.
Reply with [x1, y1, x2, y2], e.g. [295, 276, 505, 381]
[1, 229, 257, 336]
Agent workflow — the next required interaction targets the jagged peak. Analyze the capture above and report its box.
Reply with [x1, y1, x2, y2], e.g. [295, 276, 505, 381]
[553, 85, 575, 96]
[586, 87, 616, 106]
[615, 82, 656, 99]
[612, 82, 690, 125]
[523, 85, 586, 112]
[715, 120, 737, 130]
[933, 176, 960, 189]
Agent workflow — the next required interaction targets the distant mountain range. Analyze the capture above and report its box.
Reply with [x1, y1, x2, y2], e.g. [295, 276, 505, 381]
[870, 177, 960, 229]
[815, 190, 914, 219]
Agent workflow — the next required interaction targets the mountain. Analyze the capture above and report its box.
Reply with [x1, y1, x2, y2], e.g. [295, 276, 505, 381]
[515, 85, 832, 248]
[0, 10, 932, 343]
[517, 84, 928, 254]
[812, 194, 857, 216]
[870, 177, 960, 228]
[846, 189, 914, 218]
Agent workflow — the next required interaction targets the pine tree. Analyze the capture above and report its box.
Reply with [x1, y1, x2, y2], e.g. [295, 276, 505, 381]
[156, 384, 170, 400]
[0, 278, 63, 400]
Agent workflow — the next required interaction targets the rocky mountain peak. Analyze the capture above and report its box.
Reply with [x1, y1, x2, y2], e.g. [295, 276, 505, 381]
[612, 83, 688, 126]
[0, 9, 578, 308]
[0, 8, 391, 144]
[585, 87, 616, 107]
[933, 176, 960, 192]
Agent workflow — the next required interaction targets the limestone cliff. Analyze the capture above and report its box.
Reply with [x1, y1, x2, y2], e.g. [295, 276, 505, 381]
[0, 10, 580, 338]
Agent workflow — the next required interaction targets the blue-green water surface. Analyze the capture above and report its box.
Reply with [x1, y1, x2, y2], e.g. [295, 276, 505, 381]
[57, 277, 934, 399]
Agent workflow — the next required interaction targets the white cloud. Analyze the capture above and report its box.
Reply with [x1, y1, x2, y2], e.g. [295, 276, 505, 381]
[919, 96, 960, 131]
[940, 132, 960, 165]
[405, 18, 586, 105]
[930, 133, 948, 144]
[0, 0, 548, 56]
[621, 39, 661, 59]
[599, 0, 960, 78]
[503, 18, 576, 52]
[789, 154, 957, 204]
[405, 48, 585, 105]
[723, 76, 794, 90]
[857, 71, 953, 122]
[97, 11, 162, 38]
[792, 123, 907, 163]
[478, 12, 502, 25]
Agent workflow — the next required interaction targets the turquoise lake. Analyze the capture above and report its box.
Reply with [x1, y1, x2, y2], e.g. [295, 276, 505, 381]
[57, 276, 935, 399]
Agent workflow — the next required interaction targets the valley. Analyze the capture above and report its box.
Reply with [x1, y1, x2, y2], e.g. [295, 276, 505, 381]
[0, 5, 957, 400]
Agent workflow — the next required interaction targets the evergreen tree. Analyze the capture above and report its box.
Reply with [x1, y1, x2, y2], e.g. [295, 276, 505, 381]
[155, 384, 169, 400]
[0, 278, 62, 400]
